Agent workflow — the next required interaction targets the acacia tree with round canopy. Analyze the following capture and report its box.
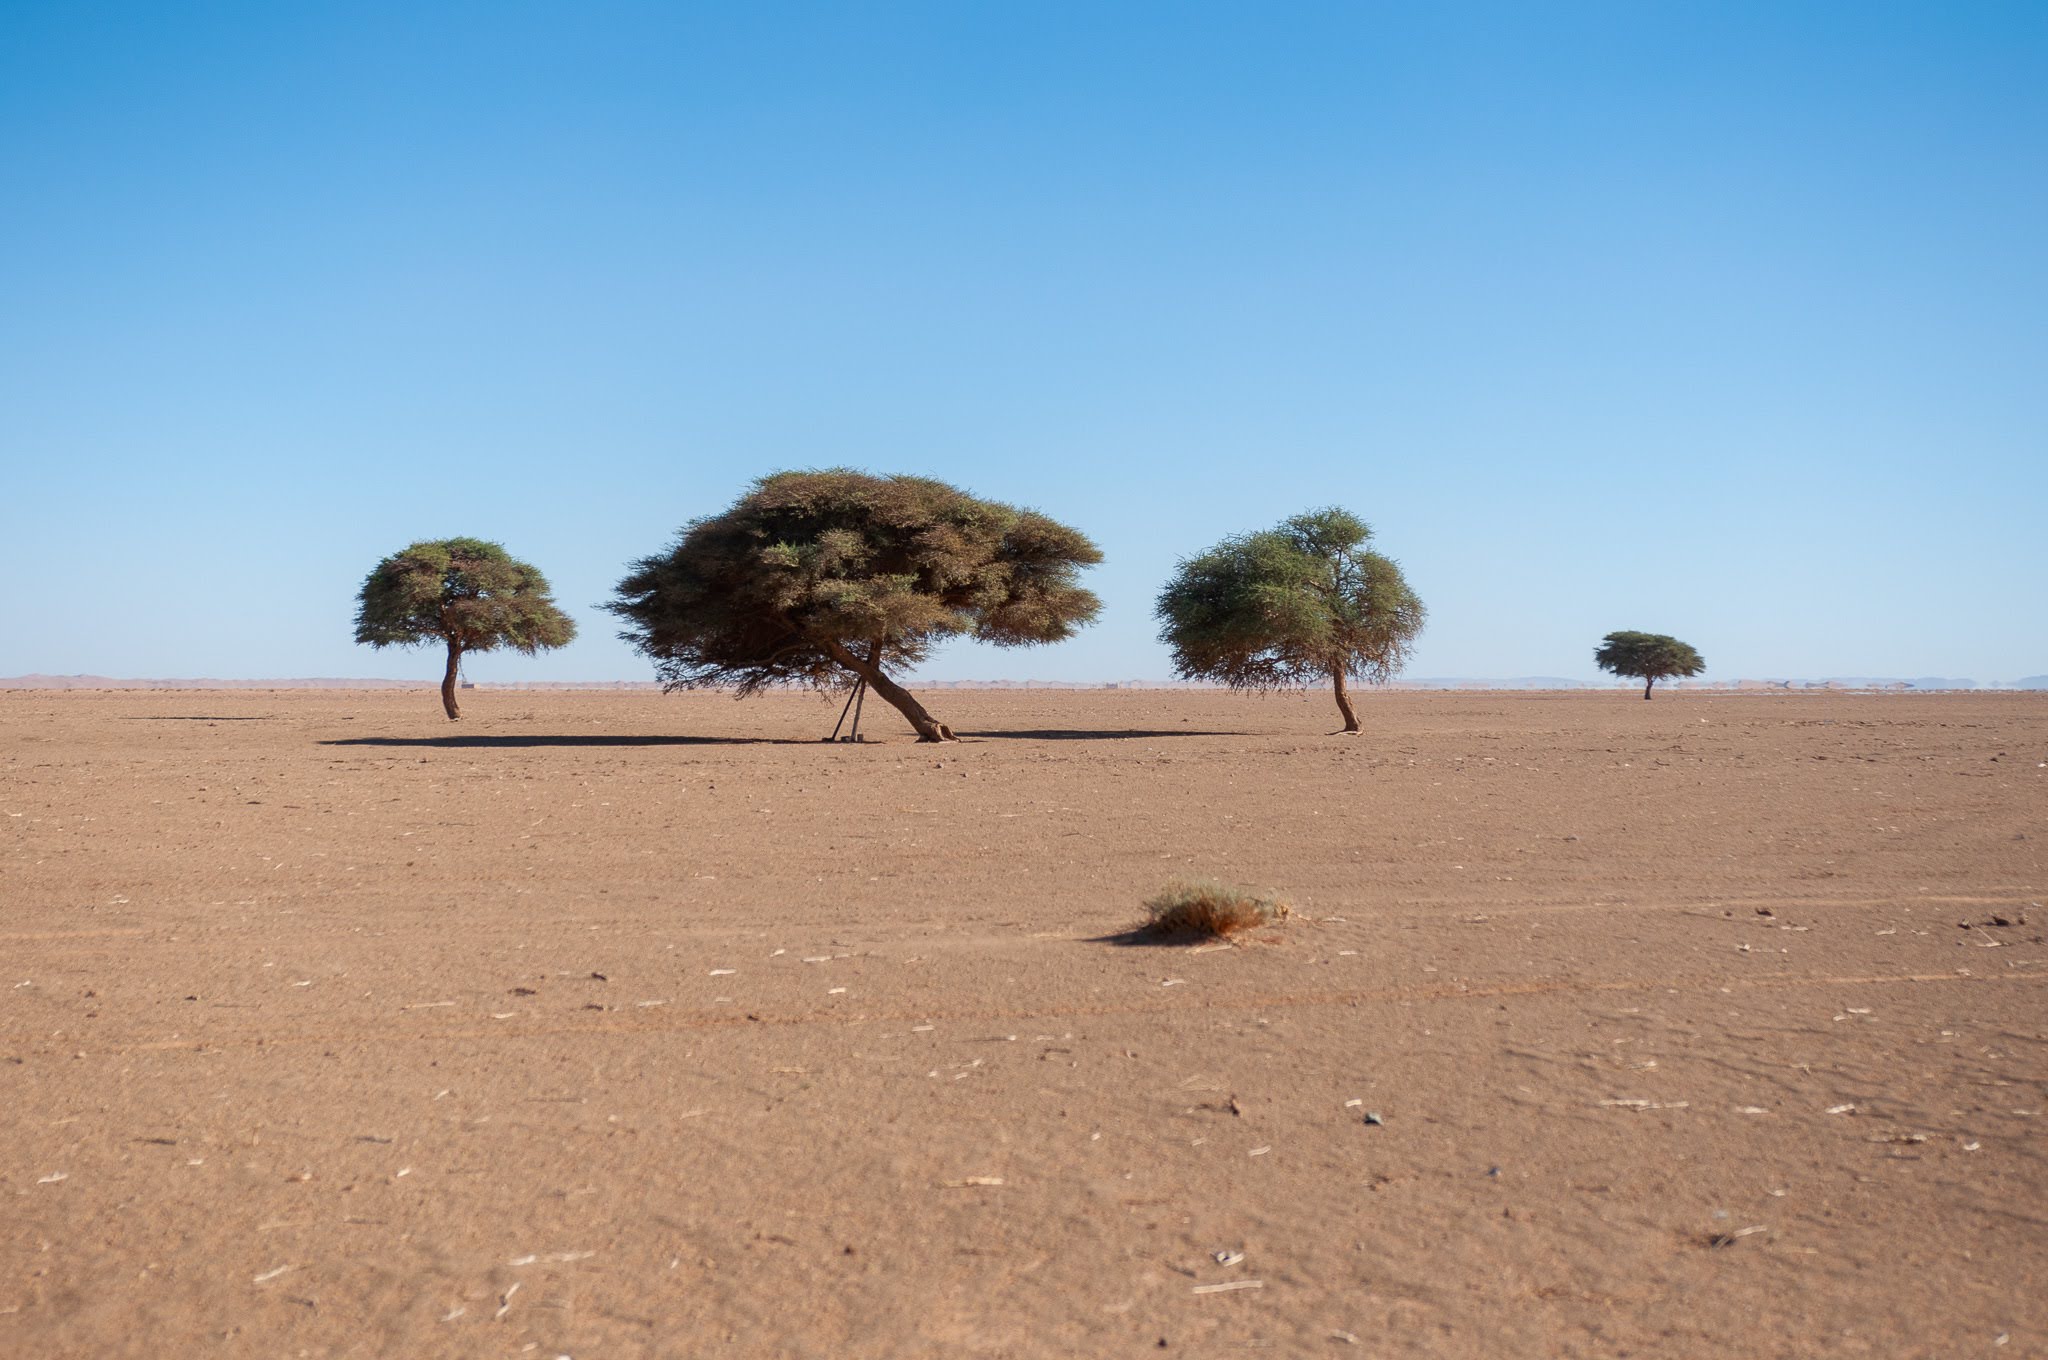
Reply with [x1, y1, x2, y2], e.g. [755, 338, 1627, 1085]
[1595, 630, 1704, 699]
[1155, 509, 1425, 733]
[608, 470, 1102, 742]
[353, 537, 577, 719]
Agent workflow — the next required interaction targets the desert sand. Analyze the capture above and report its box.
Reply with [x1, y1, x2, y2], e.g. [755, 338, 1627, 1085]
[3, 687, 2043, 1358]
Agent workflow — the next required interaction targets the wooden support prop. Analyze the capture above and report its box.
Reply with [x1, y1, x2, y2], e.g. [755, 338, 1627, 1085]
[827, 680, 866, 742]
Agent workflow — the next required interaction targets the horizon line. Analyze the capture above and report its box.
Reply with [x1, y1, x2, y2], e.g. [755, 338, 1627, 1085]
[4, 673, 2043, 693]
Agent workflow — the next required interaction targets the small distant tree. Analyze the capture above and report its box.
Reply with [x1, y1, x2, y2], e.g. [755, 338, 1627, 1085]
[354, 537, 577, 720]
[1155, 509, 1425, 733]
[608, 470, 1102, 742]
[1595, 630, 1704, 699]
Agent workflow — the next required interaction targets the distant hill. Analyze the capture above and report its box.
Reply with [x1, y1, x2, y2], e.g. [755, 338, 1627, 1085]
[1, 674, 427, 690]
[1400, 677, 1603, 689]
[0, 675, 663, 691]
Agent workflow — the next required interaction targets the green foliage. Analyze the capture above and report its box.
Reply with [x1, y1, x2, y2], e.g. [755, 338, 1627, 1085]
[1594, 631, 1705, 684]
[354, 537, 577, 655]
[1155, 508, 1425, 689]
[608, 470, 1103, 694]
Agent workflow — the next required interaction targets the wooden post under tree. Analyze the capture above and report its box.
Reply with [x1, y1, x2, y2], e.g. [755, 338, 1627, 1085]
[825, 641, 885, 741]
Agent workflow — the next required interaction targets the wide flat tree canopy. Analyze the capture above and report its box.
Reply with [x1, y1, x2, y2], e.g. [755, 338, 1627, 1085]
[1594, 630, 1705, 680]
[610, 470, 1101, 739]
[612, 470, 1101, 692]
[353, 537, 576, 655]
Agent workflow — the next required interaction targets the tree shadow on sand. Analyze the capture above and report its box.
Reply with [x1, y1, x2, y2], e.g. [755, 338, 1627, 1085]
[956, 729, 1243, 741]
[320, 734, 783, 748]
[322, 728, 1246, 749]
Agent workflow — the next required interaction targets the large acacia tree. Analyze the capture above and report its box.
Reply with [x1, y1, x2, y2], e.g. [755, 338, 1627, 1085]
[354, 537, 577, 719]
[1156, 509, 1425, 733]
[609, 470, 1102, 741]
[1595, 630, 1704, 699]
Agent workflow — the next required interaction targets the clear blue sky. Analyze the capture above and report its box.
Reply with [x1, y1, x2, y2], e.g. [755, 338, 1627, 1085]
[3, 2, 2043, 683]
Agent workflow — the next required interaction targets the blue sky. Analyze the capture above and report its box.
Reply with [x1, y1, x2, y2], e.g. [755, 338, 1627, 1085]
[3, 2, 2043, 683]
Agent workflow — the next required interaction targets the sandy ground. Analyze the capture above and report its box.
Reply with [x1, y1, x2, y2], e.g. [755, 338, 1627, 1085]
[2, 687, 2044, 1359]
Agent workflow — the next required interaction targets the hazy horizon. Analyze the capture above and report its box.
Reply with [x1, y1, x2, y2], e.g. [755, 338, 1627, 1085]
[5, 667, 2043, 691]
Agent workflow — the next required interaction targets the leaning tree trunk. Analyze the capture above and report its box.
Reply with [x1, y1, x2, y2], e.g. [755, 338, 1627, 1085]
[1643, 677, 1655, 701]
[441, 639, 464, 720]
[825, 639, 956, 742]
[1331, 666, 1361, 734]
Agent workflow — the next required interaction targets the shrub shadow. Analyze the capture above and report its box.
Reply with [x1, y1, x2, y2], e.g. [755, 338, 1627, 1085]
[1084, 928, 1219, 948]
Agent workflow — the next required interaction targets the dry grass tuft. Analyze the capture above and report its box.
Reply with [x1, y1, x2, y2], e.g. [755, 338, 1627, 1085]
[1141, 879, 1291, 940]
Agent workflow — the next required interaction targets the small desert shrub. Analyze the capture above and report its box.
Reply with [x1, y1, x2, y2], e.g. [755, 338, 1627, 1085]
[1141, 879, 1291, 940]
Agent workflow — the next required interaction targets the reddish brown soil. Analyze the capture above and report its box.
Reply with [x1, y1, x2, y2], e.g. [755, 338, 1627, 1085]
[4, 688, 2044, 1358]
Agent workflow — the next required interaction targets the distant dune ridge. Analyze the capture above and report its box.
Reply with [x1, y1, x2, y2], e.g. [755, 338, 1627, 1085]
[4, 673, 2043, 692]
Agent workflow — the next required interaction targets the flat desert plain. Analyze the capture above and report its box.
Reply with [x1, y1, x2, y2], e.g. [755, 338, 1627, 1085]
[3, 688, 2044, 1359]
